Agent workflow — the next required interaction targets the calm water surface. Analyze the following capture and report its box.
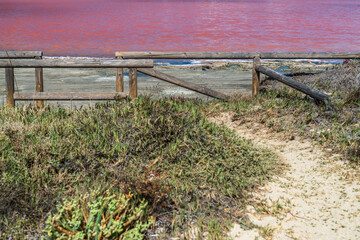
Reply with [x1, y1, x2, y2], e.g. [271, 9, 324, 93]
[1, 0, 360, 56]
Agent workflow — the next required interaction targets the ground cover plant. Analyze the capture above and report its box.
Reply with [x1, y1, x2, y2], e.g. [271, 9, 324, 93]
[215, 60, 360, 164]
[0, 96, 279, 239]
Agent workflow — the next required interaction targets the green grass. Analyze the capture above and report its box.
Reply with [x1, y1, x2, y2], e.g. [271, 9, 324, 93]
[213, 83, 360, 164]
[0, 96, 279, 239]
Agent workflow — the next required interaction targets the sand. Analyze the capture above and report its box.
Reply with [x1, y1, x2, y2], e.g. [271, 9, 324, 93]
[211, 113, 360, 240]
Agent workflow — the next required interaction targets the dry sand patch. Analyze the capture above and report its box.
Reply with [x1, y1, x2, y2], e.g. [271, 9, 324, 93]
[211, 113, 360, 240]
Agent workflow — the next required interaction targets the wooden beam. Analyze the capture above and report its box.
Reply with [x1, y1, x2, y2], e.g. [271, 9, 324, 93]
[0, 59, 154, 68]
[137, 68, 228, 100]
[5, 68, 15, 107]
[35, 68, 44, 107]
[14, 92, 128, 101]
[129, 68, 138, 98]
[116, 68, 124, 92]
[259, 52, 360, 59]
[255, 65, 330, 103]
[117, 52, 258, 59]
[0, 51, 43, 59]
[116, 51, 360, 59]
[252, 56, 261, 96]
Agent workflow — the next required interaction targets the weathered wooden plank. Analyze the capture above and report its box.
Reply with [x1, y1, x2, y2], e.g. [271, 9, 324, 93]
[252, 56, 261, 96]
[0, 51, 43, 59]
[0, 59, 154, 68]
[116, 68, 124, 92]
[129, 68, 138, 98]
[14, 92, 128, 101]
[5, 68, 15, 107]
[137, 68, 228, 100]
[116, 51, 360, 59]
[35, 68, 44, 107]
[255, 65, 330, 103]
[116, 52, 258, 59]
[260, 52, 360, 59]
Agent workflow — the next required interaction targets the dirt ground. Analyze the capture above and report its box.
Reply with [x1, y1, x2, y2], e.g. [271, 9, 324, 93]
[211, 113, 360, 240]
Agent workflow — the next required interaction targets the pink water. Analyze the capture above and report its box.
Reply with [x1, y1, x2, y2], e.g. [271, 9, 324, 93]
[1, 0, 360, 57]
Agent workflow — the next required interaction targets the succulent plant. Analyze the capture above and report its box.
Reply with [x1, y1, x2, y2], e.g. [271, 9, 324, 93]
[44, 190, 152, 240]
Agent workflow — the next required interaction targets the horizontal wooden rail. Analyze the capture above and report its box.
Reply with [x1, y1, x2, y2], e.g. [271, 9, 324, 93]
[0, 51, 43, 59]
[137, 68, 228, 100]
[255, 65, 330, 104]
[117, 52, 257, 59]
[116, 51, 360, 59]
[0, 59, 153, 68]
[14, 92, 128, 101]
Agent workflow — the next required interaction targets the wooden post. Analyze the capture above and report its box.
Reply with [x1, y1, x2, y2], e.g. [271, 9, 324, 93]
[35, 67, 44, 108]
[252, 56, 261, 96]
[129, 68, 137, 98]
[5, 67, 15, 108]
[116, 68, 124, 92]
[35, 55, 44, 108]
[116, 55, 124, 92]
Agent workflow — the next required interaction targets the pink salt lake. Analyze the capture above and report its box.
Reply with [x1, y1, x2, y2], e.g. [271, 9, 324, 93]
[0, 0, 359, 56]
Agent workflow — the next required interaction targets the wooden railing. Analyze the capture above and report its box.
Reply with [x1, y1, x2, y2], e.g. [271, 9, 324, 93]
[116, 51, 360, 104]
[3, 51, 359, 108]
[116, 52, 232, 100]
[1, 51, 44, 107]
[115, 52, 360, 59]
[1, 53, 153, 108]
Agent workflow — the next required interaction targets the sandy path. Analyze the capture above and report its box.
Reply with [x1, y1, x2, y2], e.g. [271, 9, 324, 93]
[210, 113, 360, 240]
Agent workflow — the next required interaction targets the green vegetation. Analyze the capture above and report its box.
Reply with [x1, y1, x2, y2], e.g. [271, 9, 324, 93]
[0, 97, 278, 239]
[215, 61, 360, 164]
[45, 190, 153, 240]
[3, 61, 356, 239]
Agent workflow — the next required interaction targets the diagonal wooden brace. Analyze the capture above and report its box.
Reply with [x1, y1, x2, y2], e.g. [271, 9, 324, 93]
[137, 68, 228, 100]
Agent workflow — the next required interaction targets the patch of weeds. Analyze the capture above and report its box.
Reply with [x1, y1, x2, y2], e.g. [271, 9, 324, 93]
[257, 225, 274, 240]
[0, 96, 279, 239]
[214, 61, 360, 164]
[205, 219, 233, 240]
[271, 202, 284, 216]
